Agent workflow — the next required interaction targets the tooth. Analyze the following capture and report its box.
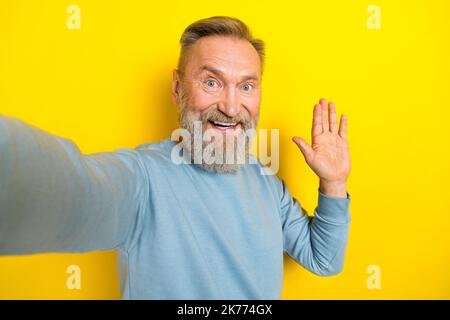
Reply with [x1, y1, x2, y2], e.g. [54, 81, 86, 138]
[215, 121, 236, 126]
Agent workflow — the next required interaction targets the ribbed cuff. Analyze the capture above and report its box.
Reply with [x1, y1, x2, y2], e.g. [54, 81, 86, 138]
[315, 188, 351, 224]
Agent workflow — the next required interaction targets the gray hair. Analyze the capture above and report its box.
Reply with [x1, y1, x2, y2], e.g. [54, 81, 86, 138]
[177, 16, 265, 78]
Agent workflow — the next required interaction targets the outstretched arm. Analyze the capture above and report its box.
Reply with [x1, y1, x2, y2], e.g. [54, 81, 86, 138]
[0, 116, 149, 255]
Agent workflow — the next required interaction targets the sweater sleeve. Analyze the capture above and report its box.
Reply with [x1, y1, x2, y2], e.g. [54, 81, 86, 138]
[279, 180, 351, 276]
[0, 115, 149, 255]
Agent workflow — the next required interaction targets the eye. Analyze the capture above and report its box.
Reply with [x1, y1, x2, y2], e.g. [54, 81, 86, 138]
[242, 83, 253, 92]
[205, 79, 219, 88]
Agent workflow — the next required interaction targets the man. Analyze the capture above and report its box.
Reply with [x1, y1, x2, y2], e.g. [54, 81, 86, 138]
[0, 16, 351, 299]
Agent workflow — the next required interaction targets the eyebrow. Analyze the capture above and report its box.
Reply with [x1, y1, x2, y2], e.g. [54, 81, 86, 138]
[198, 64, 259, 82]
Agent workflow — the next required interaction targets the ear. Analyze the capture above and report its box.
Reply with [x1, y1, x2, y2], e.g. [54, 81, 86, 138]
[172, 69, 181, 107]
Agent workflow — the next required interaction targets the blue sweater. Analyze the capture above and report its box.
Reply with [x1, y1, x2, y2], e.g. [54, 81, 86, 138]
[0, 116, 351, 299]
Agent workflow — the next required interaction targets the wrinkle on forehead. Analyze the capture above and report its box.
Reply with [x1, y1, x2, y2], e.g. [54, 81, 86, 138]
[185, 36, 261, 81]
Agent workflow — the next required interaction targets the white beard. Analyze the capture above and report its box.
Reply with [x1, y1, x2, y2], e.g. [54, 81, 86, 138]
[178, 102, 258, 174]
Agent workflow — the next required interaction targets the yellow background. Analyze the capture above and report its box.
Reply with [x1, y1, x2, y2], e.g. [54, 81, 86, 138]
[1, 0, 449, 299]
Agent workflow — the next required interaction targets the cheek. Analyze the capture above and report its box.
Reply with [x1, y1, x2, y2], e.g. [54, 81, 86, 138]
[185, 86, 219, 115]
[242, 95, 261, 118]
[190, 94, 216, 110]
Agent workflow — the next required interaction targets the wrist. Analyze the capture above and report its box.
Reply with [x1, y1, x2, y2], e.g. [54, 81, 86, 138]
[319, 179, 348, 198]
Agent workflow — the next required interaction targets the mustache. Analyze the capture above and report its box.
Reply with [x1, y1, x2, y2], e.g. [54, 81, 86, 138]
[199, 108, 254, 129]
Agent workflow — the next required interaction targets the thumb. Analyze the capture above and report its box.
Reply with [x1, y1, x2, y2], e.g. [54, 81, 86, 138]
[292, 136, 314, 164]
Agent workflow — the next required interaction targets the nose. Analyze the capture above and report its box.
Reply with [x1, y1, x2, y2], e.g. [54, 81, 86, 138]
[217, 86, 241, 118]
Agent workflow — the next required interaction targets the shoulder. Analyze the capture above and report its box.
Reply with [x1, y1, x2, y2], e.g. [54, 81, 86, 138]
[135, 138, 175, 161]
[133, 137, 183, 176]
[136, 137, 174, 154]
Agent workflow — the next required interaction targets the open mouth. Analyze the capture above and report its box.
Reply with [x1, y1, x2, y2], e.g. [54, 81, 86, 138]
[208, 120, 240, 131]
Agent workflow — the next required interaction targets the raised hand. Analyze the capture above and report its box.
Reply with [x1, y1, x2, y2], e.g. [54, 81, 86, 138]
[292, 98, 351, 198]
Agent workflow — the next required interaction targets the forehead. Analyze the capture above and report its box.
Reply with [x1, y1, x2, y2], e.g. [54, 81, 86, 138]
[184, 35, 261, 78]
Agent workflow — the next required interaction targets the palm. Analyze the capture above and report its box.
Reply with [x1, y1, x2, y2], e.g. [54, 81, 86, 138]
[293, 98, 351, 182]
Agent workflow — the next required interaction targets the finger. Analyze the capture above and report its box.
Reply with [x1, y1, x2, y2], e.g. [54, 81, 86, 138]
[320, 98, 329, 132]
[329, 101, 338, 134]
[338, 114, 348, 141]
[292, 136, 314, 164]
[312, 104, 322, 136]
